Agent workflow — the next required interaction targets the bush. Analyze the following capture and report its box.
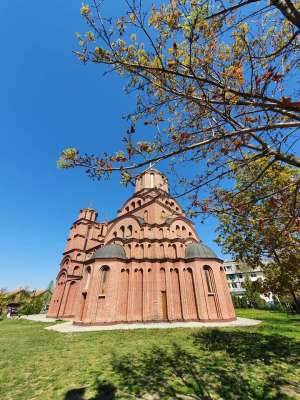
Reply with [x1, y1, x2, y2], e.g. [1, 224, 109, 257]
[18, 298, 43, 316]
[231, 293, 269, 310]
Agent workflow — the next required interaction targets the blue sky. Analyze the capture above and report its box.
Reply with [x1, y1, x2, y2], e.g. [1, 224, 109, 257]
[0, 1, 226, 290]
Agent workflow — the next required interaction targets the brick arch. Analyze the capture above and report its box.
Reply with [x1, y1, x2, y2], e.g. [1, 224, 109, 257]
[60, 256, 71, 269]
[159, 268, 168, 320]
[169, 219, 199, 241]
[94, 265, 111, 322]
[132, 268, 143, 321]
[105, 216, 143, 242]
[184, 268, 198, 319]
[83, 265, 92, 291]
[64, 280, 78, 316]
[158, 227, 164, 239]
[117, 268, 130, 321]
[170, 268, 183, 320]
[53, 272, 67, 317]
[72, 266, 81, 275]
[120, 196, 144, 214]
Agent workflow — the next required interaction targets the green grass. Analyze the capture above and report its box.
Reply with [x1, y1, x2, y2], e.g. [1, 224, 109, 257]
[0, 310, 299, 400]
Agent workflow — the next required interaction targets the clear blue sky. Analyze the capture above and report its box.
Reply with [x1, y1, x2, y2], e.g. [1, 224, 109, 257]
[0, 1, 226, 291]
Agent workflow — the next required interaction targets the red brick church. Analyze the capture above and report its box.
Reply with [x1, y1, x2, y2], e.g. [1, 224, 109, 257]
[48, 168, 235, 325]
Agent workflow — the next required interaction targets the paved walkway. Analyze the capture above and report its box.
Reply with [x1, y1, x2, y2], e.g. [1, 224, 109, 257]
[44, 317, 261, 333]
[21, 314, 261, 333]
[21, 314, 65, 323]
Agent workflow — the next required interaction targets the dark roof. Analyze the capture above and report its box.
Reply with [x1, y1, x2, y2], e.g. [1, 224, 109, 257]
[91, 244, 127, 260]
[185, 242, 218, 259]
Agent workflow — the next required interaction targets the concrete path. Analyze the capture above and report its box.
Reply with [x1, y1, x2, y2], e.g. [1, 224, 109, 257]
[45, 317, 261, 333]
[21, 314, 65, 323]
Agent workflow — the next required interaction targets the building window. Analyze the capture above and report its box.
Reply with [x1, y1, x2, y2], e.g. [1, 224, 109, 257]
[85, 266, 91, 291]
[251, 273, 257, 278]
[100, 266, 110, 294]
[203, 266, 214, 294]
[150, 173, 154, 188]
[144, 210, 148, 223]
[127, 225, 133, 237]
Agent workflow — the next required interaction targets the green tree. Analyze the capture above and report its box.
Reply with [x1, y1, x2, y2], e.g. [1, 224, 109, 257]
[0, 290, 8, 316]
[58, 0, 299, 218]
[242, 275, 267, 309]
[216, 158, 300, 312]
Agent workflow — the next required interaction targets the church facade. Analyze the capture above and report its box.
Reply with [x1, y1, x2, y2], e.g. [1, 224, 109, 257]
[48, 168, 235, 325]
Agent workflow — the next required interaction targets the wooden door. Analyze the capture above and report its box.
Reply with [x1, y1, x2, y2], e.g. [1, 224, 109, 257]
[161, 291, 168, 320]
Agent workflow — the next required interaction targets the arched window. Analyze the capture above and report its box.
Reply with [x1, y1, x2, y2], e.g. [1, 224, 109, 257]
[73, 266, 80, 276]
[159, 228, 163, 239]
[127, 244, 131, 258]
[144, 210, 148, 223]
[127, 225, 133, 237]
[160, 244, 165, 258]
[203, 266, 215, 294]
[120, 226, 125, 238]
[125, 206, 130, 213]
[137, 200, 142, 207]
[141, 244, 145, 258]
[176, 225, 181, 237]
[100, 265, 110, 294]
[113, 231, 117, 238]
[131, 201, 135, 210]
[172, 244, 178, 258]
[84, 266, 91, 291]
[150, 173, 154, 188]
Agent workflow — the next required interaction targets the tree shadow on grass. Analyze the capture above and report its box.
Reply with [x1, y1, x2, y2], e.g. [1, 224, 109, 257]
[192, 329, 300, 365]
[109, 330, 299, 399]
[64, 330, 300, 400]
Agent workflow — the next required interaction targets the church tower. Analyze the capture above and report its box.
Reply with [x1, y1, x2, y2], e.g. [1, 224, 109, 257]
[48, 168, 235, 324]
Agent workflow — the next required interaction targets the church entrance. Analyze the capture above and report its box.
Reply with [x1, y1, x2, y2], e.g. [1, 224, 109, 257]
[161, 291, 168, 320]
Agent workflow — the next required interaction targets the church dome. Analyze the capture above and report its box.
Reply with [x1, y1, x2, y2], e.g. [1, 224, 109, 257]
[185, 242, 218, 259]
[91, 244, 127, 260]
[135, 167, 169, 193]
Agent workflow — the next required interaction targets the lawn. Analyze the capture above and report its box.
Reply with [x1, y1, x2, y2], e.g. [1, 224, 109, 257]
[0, 310, 299, 400]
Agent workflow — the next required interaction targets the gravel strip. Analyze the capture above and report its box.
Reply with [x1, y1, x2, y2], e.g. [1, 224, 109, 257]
[44, 317, 261, 333]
